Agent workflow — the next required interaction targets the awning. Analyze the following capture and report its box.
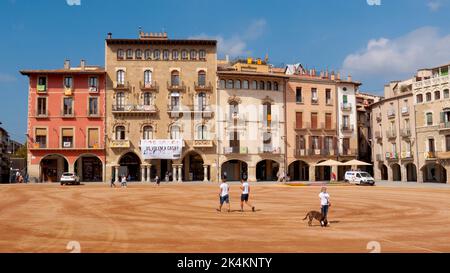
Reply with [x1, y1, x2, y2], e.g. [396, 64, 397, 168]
[316, 159, 343, 166]
[341, 159, 372, 166]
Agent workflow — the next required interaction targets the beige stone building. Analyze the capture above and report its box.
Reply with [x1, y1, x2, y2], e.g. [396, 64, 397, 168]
[371, 79, 418, 182]
[216, 58, 288, 182]
[105, 31, 218, 182]
[413, 63, 450, 183]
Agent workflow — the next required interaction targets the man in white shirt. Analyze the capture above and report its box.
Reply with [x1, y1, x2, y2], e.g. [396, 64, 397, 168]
[240, 179, 255, 212]
[217, 178, 230, 213]
[318, 187, 331, 225]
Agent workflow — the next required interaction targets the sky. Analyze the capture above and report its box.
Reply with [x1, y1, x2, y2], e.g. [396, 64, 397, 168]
[1, 0, 450, 142]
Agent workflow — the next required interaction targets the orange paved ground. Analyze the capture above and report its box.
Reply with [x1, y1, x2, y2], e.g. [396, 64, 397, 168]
[0, 183, 449, 253]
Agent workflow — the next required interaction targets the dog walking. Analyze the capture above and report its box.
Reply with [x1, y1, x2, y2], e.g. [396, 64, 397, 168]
[240, 179, 255, 212]
[319, 187, 331, 226]
[217, 177, 230, 213]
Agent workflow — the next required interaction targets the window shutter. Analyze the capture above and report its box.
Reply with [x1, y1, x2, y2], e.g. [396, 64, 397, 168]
[441, 112, 445, 123]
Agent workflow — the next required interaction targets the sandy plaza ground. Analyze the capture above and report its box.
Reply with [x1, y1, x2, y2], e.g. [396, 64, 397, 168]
[0, 182, 450, 253]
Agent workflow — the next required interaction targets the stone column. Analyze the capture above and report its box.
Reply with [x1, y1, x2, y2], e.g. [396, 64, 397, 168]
[247, 166, 256, 182]
[374, 164, 381, 181]
[446, 166, 450, 184]
[114, 165, 119, 183]
[387, 164, 393, 182]
[309, 165, 316, 182]
[147, 164, 152, 182]
[417, 166, 424, 183]
[141, 165, 146, 182]
[203, 164, 209, 182]
[172, 165, 177, 182]
[401, 164, 408, 182]
[178, 164, 183, 182]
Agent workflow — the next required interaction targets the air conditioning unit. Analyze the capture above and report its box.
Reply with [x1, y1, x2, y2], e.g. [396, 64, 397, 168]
[89, 87, 98, 92]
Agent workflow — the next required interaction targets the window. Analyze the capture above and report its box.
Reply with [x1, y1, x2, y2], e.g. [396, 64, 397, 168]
[428, 138, 435, 152]
[243, 80, 249, 89]
[296, 135, 305, 149]
[154, 49, 160, 60]
[144, 70, 152, 85]
[234, 80, 241, 89]
[435, 91, 441, 100]
[343, 94, 348, 105]
[64, 76, 73, 89]
[266, 81, 272, 90]
[343, 115, 350, 128]
[163, 50, 169, 60]
[181, 50, 188, 60]
[198, 92, 207, 111]
[35, 128, 47, 148]
[226, 80, 233, 89]
[311, 88, 318, 103]
[444, 89, 450, 99]
[63, 97, 74, 116]
[311, 113, 318, 129]
[62, 128, 74, 148]
[295, 112, 303, 129]
[116, 92, 125, 109]
[263, 103, 272, 127]
[229, 102, 239, 118]
[144, 50, 151, 60]
[274, 82, 279, 91]
[190, 50, 197, 60]
[37, 97, 47, 116]
[170, 92, 180, 110]
[143, 92, 152, 106]
[326, 89, 332, 104]
[219, 79, 225, 89]
[171, 71, 180, 86]
[170, 125, 181, 139]
[172, 50, 179, 60]
[37, 76, 47, 91]
[252, 80, 258, 90]
[87, 128, 99, 148]
[115, 126, 126, 140]
[426, 112, 433, 126]
[126, 49, 133, 59]
[446, 135, 450, 151]
[324, 136, 333, 151]
[325, 113, 332, 129]
[426, 92, 432, 102]
[259, 81, 265, 90]
[88, 97, 98, 115]
[343, 138, 350, 154]
[88, 77, 98, 88]
[416, 94, 423, 103]
[198, 70, 206, 86]
[117, 70, 125, 85]
[311, 136, 319, 149]
[117, 49, 124, 59]
[135, 49, 142, 59]
[197, 125, 208, 140]
[296, 88, 302, 103]
[199, 50, 206, 60]
[142, 126, 153, 140]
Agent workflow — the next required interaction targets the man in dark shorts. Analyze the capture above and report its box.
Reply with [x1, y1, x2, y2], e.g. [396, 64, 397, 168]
[217, 177, 230, 213]
[240, 179, 255, 212]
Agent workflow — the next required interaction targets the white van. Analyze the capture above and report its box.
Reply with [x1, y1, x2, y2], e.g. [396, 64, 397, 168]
[344, 171, 375, 186]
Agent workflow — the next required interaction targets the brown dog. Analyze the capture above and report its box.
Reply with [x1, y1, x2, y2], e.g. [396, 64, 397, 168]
[303, 211, 328, 227]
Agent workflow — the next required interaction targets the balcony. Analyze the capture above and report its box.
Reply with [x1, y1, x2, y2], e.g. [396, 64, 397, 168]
[295, 149, 307, 157]
[293, 121, 308, 131]
[64, 86, 74, 96]
[193, 139, 213, 148]
[386, 130, 397, 139]
[167, 104, 184, 118]
[425, 151, 437, 160]
[341, 103, 352, 111]
[401, 128, 411, 138]
[139, 81, 158, 92]
[112, 104, 158, 115]
[61, 110, 75, 118]
[223, 146, 248, 155]
[110, 140, 130, 149]
[341, 149, 357, 156]
[439, 121, 450, 131]
[194, 81, 213, 92]
[113, 81, 130, 91]
[167, 81, 186, 92]
[226, 114, 247, 130]
[192, 105, 214, 118]
[401, 151, 413, 159]
[387, 110, 396, 119]
[437, 151, 450, 159]
[307, 148, 337, 156]
[341, 124, 354, 133]
[311, 98, 319, 105]
[401, 107, 409, 116]
[385, 152, 399, 160]
[414, 75, 450, 89]
[37, 84, 47, 92]
[259, 146, 281, 154]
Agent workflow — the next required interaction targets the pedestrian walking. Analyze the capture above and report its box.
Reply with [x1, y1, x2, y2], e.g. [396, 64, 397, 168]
[165, 171, 169, 182]
[318, 187, 331, 226]
[121, 175, 127, 188]
[155, 175, 160, 186]
[240, 179, 255, 212]
[217, 177, 230, 213]
[110, 176, 116, 188]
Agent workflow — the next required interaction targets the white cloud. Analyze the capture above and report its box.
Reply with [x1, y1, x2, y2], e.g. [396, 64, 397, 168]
[0, 73, 17, 83]
[66, 0, 81, 6]
[189, 19, 267, 57]
[427, 0, 442, 11]
[341, 27, 450, 82]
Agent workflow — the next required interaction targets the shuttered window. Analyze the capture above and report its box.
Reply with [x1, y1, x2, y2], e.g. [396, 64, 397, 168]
[88, 128, 99, 148]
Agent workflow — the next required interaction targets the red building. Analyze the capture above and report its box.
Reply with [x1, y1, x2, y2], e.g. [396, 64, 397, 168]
[21, 60, 106, 182]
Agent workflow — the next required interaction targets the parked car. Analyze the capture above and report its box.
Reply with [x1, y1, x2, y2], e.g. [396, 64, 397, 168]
[344, 171, 375, 186]
[60, 172, 80, 185]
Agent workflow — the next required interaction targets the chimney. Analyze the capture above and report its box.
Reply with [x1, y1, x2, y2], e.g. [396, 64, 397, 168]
[64, 59, 70, 70]
[80, 59, 86, 70]
[107, 32, 112, 39]
[331, 71, 336, 81]
[337, 72, 341, 80]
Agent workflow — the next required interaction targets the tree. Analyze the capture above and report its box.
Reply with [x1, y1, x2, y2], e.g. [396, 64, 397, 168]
[14, 143, 27, 161]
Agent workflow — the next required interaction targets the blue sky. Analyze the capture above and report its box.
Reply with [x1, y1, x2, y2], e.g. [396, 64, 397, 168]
[1, 0, 450, 142]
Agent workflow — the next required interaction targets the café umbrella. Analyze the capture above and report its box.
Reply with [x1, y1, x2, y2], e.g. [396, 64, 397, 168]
[341, 159, 372, 166]
[315, 159, 343, 166]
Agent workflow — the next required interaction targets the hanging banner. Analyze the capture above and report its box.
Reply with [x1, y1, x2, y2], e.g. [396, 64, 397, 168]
[141, 139, 183, 159]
